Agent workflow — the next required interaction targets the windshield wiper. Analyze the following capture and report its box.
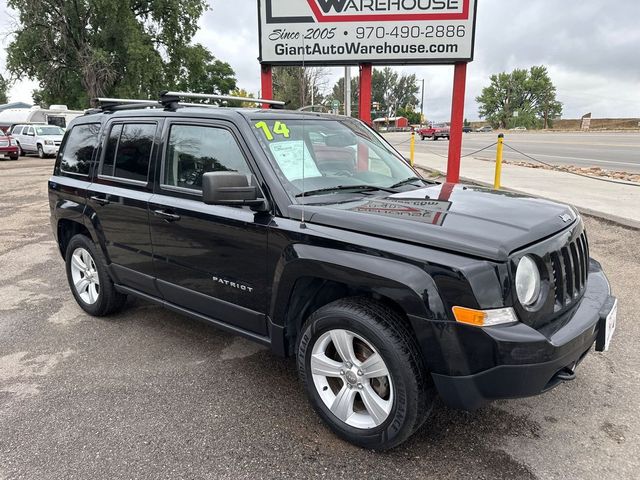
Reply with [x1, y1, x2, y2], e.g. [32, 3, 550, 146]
[295, 185, 397, 198]
[389, 177, 429, 189]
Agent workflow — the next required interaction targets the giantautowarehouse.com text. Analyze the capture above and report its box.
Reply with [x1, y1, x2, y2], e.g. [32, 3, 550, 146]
[274, 41, 459, 56]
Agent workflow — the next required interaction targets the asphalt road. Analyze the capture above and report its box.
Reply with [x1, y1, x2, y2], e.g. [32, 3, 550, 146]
[1, 158, 639, 479]
[384, 131, 640, 174]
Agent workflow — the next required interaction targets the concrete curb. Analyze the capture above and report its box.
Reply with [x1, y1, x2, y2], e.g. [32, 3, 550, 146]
[414, 165, 640, 231]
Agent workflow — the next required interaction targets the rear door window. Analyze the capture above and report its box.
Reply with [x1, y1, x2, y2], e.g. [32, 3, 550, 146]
[12, 126, 23, 135]
[100, 123, 156, 183]
[59, 123, 101, 176]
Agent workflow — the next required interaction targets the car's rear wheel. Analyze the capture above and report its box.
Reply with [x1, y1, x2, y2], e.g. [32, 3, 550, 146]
[65, 234, 127, 316]
[297, 297, 433, 450]
[16, 143, 24, 156]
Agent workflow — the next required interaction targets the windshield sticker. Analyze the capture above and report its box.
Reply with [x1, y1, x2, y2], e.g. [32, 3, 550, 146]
[255, 121, 290, 141]
[268, 140, 321, 181]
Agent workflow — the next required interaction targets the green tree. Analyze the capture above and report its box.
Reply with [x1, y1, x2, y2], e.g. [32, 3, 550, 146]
[172, 44, 236, 96]
[272, 67, 327, 110]
[476, 66, 562, 129]
[6, 0, 235, 108]
[325, 77, 360, 117]
[372, 67, 419, 116]
[0, 75, 8, 104]
[328, 75, 359, 116]
[396, 107, 421, 125]
[227, 88, 256, 108]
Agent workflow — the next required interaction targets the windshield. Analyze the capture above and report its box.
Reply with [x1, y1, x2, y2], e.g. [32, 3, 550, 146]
[251, 118, 419, 200]
[35, 126, 65, 136]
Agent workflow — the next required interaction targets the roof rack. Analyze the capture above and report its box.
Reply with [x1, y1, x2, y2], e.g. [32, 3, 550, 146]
[91, 91, 286, 113]
[160, 91, 286, 108]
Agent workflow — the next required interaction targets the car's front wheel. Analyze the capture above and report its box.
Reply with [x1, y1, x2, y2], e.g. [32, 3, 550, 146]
[297, 297, 433, 450]
[37, 144, 45, 158]
[65, 234, 127, 316]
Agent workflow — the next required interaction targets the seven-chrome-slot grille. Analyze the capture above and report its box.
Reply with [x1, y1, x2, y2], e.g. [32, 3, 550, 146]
[548, 231, 589, 311]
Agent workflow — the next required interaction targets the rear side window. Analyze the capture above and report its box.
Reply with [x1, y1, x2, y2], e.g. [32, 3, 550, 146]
[12, 126, 23, 135]
[101, 123, 155, 183]
[59, 123, 100, 176]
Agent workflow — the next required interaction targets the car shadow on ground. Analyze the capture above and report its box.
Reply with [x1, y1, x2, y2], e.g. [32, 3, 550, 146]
[96, 296, 539, 477]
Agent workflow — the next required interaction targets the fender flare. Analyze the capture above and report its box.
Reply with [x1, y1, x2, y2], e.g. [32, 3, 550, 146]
[269, 243, 447, 328]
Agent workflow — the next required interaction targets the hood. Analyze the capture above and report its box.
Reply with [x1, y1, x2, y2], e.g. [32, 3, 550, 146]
[42, 134, 64, 142]
[289, 183, 577, 261]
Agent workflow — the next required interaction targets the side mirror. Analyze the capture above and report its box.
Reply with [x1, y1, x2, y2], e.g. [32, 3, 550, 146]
[202, 172, 269, 211]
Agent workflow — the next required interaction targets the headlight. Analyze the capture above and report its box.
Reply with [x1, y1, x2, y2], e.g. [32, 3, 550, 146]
[515, 255, 541, 306]
[45, 140, 54, 145]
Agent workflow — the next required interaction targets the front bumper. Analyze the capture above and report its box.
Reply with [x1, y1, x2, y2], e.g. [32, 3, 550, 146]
[0, 147, 19, 158]
[427, 259, 614, 410]
[42, 144, 60, 155]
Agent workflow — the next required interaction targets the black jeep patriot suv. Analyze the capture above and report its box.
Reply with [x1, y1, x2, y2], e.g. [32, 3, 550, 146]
[49, 93, 617, 450]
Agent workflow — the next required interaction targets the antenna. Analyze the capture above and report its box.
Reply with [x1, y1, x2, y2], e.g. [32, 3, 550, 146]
[300, 36, 307, 229]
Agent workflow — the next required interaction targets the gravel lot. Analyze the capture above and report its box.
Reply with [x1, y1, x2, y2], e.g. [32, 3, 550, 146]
[1, 158, 638, 480]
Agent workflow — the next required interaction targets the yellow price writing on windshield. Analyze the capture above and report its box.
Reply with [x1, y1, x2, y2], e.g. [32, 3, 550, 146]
[255, 121, 290, 141]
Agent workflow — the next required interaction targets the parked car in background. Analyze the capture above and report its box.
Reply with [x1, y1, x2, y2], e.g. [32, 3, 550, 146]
[418, 123, 450, 140]
[509, 126, 527, 131]
[0, 131, 20, 160]
[476, 126, 494, 133]
[462, 126, 473, 133]
[11, 124, 65, 158]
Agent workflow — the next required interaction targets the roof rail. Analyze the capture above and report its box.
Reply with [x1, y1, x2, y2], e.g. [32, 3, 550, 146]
[91, 91, 287, 113]
[94, 98, 161, 112]
[160, 91, 286, 108]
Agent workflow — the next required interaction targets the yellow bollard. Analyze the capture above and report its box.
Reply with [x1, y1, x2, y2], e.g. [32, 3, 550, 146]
[410, 131, 415, 167]
[494, 133, 505, 189]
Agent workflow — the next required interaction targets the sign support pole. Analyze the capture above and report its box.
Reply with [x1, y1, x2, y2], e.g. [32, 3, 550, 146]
[344, 66, 351, 117]
[358, 63, 372, 125]
[261, 64, 273, 110]
[447, 62, 467, 183]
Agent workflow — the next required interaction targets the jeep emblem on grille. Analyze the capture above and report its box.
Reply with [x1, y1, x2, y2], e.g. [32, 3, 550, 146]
[560, 214, 572, 223]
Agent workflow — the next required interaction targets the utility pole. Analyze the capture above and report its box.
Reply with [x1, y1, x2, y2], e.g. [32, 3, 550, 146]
[420, 79, 425, 124]
[344, 66, 351, 117]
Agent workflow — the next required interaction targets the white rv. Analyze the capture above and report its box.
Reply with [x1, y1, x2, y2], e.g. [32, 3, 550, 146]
[0, 105, 84, 132]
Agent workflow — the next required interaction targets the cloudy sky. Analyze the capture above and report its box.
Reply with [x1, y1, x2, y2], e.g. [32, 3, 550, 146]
[1, 0, 639, 121]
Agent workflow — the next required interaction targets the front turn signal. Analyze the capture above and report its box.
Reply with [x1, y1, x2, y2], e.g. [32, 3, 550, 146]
[452, 306, 518, 327]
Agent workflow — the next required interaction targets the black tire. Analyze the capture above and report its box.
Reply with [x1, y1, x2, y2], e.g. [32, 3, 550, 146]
[37, 144, 45, 158]
[9, 155, 19, 161]
[16, 143, 24, 156]
[297, 297, 434, 450]
[420, 135, 425, 141]
[65, 234, 127, 316]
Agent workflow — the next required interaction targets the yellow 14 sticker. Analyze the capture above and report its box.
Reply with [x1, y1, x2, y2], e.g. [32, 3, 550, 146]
[255, 121, 290, 141]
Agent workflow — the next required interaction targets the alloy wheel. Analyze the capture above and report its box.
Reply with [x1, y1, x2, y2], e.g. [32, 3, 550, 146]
[70, 247, 100, 304]
[310, 329, 393, 429]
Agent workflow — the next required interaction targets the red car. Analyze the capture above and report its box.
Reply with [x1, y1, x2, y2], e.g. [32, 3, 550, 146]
[0, 131, 20, 160]
[417, 123, 450, 141]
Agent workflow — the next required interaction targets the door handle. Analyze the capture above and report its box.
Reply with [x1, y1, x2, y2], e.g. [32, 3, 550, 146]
[90, 195, 110, 206]
[153, 209, 181, 222]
